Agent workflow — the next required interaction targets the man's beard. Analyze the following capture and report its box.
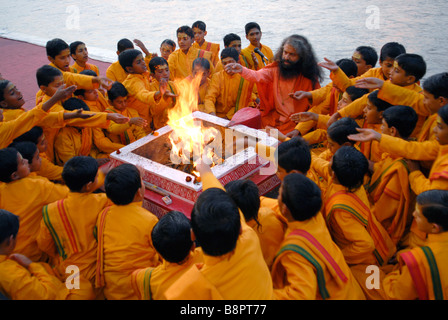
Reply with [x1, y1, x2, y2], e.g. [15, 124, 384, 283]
[279, 59, 301, 79]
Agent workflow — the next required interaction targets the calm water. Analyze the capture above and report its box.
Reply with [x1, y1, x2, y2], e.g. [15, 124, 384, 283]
[1, 0, 447, 83]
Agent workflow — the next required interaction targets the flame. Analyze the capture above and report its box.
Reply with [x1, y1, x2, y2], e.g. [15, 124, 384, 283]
[167, 72, 221, 168]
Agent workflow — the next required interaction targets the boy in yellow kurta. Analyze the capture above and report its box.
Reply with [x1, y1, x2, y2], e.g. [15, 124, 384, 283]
[192, 21, 220, 67]
[69, 41, 100, 75]
[180, 57, 211, 113]
[214, 33, 254, 73]
[95, 164, 161, 300]
[131, 210, 203, 300]
[203, 47, 256, 120]
[75, 70, 111, 112]
[241, 22, 274, 70]
[106, 38, 135, 83]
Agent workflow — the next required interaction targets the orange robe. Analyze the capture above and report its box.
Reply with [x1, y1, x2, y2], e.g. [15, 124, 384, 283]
[70, 61, 100, 76]
[241, 43, 274, 70]
[147, 78, 179, 130]
[193, 40, 220, 67]
[271, 217, 366, 300]
[106, 60, 128, 83]
[36, 153, 63, 181]
[105, 106, 147, 145]
[82, 91, 110, 112]
[167, 47, 214, 82]
[214, 54, 253, 73]
[95, 202, 160, 300]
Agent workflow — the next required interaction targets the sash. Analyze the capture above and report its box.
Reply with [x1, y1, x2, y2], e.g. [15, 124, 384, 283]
[131, 268, 154, 300]
[234, 77, 246, 112]
[79, 128, 92, 156]
[95, 206, 111, 288]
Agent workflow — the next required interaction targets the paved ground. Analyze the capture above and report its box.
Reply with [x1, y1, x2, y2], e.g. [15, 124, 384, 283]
[0, 37, 111, 110]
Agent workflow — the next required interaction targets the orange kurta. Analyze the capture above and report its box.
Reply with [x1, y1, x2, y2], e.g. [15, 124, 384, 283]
[241, 43, 274, 70]
[105, 106, 147, 145]
[168, 47, 214, 82]
[147, 78, 179, 130]
[70, 61, 100, 76]
[106, 60, 128, 83]
[193, 41, 220, 67]
[121, 72, 154, 128]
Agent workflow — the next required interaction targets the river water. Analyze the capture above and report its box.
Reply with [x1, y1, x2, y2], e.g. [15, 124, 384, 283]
[1, 0, 447, 83]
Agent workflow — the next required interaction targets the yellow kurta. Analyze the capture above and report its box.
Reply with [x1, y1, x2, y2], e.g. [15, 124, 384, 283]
[193, 41, 220, 67]
[106, 60, 128, 83]
[147, 78, 179, 130]
[36, 153, 63, 181]
[82, 91, 110, 112]
[241, 43, 274, 70]
[106, 106, 147, 145]
[70, 61, 100, 76]
[168, 47, 214, 82]
[330, 67, 387, 93]
[122, 72, 154, 128]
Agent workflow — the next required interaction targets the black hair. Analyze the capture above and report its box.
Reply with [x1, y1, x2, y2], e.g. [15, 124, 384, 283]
[69, 41, 85, 55]
[176, 26, 194, 39]
[148, 56, 168, 74]
[9, 141, 37, 164]
[0, 148, 19, 183]
[62, 97, 90, 111]
[192, 20, 206, 31]
[191, 188, 241, 256]
[80, 69, 97, 77]
[417, 189, 448, 231]
[379, 42, 406, 62]
[368, 90, 393, 112]
[277, 136, 311, 174]
[223, 33, 241, 47]
[336, 58, 358, 78]
[0, 80, 11, 102]
[225, 180, 261, 228]
[395, 53, 426, 82]
[117, 38, 134, 53]
[192, 57, 211, 71]
[245, 22, 261, 35]
[160, 39, 176, 49]
[437, 104, 448, 126]
[345, 86, 369, 102]
[36, 65, 63, 87]
[422, 72, 448, 100]
[355, 46, 378, 67]
[151, 210, 193, 263]
[105, 163, 142, 205]
[46, 38, 69, 59]
[327, 117, 360, 145]
[0, 209, 19, 243]
[13, 126, 44, 145]
[62, 156, 99, 192]
[220, 47, 239, 62]
[331, 146, 368, 192]
[382, 105, 418, 139]
[108, 82, 128, 102]
[281, 173, 322, 221]
[118, 49, 142, 71]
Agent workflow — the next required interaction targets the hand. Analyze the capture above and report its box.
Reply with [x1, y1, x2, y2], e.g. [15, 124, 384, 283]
[224, 63, 242, 75]
[318, 57, 339, 71]
[265, 126, 287, 142]
[326, 112, 341, 128]
[347, 128, 382, 142]
[107, 113, 129, 124]
[290, 112, 318, 123]
[63, 109, 95, 120]
[133, 39, 150, 56]
[355, 77, 385, 90]
[286, 129, 301, 139]
[289, 91, 312, 101]
[53, 84, 77, 102]
[405, 159, 420, 172]
[95, 77, 113, 90]
[130, 117, 148, 127]
[9, 253, 33, 269]
[251, 51, 260, 68]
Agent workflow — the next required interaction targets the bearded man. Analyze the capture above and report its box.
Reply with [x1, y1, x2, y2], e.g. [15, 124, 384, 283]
[225, 34, 323, 135]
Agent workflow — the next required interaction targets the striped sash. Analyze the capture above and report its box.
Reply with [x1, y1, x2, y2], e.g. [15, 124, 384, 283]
[131, 268, 154, 300]
[234, 77, 246, 112]
[366, 159, 408, 195]
[95, 206, 111, 288]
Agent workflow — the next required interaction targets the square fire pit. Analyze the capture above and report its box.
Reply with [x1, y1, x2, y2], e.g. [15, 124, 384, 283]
[108, 111, 280, 218]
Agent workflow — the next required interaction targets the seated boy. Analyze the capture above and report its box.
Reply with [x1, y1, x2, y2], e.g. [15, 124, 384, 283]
[225, 179, 284, 269]
[351, 46, 378, 77]
[271, 173, 366, 300]
[106, 81, 147, 144]
[37, 156, 112, 299]
[192, 20, 220, 67]
[69, 41, 100, 75]
[203, 47, 256, 119]
[95, 163, 161, 300]
[382, 189, 448, 300]
[164, 158, 273, 300]
[183, 57, 211, 112]
[167, 25, 214, 81]
[106, 38, 135, 83]
[0, 148, 69, 262]
[75, 70, 110, 112]
[131, 210, 203, 300]
[241, 22, 274, 70]
[54, 97, 124, 165]
[8, 141, 42, 180]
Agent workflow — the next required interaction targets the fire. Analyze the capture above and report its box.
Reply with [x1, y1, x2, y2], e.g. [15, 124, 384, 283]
[166, 72, 222, 169]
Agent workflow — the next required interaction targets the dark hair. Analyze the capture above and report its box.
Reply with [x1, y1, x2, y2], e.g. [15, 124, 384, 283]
[192, 57, 211, 71]
[108, 82, 128, 101]
[437, 104, 448, 126]
[395, 53, 426, 82]
[368, 90, 393, 112]
[0, 148, 19, 183]
[345, 86, 369, 102]
[277, 136, 311, 174]
[245, 22, 261, 35]
[220, 47, 239, 62]
[417, 189, 448, 231]
[117, 38, 134, 53]
[69, 41, 85, 55]
[382, 105, 418, 139]
[331, 146, 368, 192]
[62, 156, 99, 192]
[327, 117, 360, 145]
[0, 209, 19, 243]
[46, 38, 69, 59]
[336, 58, 358, 78]
[36, 65, 63, 87]
[151, 210, 193, 263]
[223, 33, 241, 47]
[9, 141, 37, 164]
[13, 126, 44, 145]
[192, 20, 206, 31]
[225, 180, 261, 227]
[176, 26, 194, 39]
[62, 97, 90, 111]
[0, 80, 11, 102]
[422, 72, 448, 100]
[160, 39, 176, 49]
[191, 188, 241, 256]
[355, 46, 378, 67]
[281, 173, 322, 221]
[379, 42, 406, 62]
[80, 69, 97, 77]
[105, 164, 142, 205]
[148, 56, 168, 74]
[118, 49, 142, 71]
